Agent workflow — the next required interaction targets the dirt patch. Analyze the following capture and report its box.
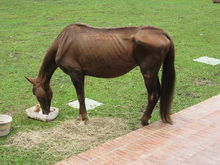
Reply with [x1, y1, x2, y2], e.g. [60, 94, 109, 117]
[185, 92, 200, 99]
[7, 118, 129, 156]
[214, 71, 220, 77]
[194, 79, 214, 86]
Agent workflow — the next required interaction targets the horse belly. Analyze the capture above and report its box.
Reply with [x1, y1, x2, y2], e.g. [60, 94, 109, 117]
[79, 47, 136, 78]
[85, 62, 136, 78]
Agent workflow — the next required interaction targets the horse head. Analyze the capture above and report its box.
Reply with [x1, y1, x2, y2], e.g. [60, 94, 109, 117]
[25, 77, 52, 114]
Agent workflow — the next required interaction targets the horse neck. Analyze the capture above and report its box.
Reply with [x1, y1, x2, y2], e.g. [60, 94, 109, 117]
[37, 48, 57, 88]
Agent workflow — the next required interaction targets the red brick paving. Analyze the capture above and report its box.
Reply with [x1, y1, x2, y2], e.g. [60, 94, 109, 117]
[56, 94, 220, 165]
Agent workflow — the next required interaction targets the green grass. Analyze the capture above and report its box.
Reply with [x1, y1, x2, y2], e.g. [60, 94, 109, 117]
[0, 0, 220, 164]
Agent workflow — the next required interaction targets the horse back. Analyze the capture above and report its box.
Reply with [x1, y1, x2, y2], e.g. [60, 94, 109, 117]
[56, 24, 139, 78]
[55, 23, 169, 78]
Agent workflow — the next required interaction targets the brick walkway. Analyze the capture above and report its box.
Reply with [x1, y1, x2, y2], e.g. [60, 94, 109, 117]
[56, 95, 220, 165]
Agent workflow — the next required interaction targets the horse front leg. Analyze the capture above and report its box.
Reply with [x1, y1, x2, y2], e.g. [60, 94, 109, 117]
[69, 71, 89, 124]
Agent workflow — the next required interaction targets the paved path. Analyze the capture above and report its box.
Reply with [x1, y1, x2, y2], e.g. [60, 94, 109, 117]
[56, 94, 220, 165]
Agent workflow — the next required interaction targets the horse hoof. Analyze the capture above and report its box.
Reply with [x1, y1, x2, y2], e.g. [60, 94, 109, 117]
[78, 119, 89, 126]
[140, 116, 151, 126]
[76, 116, 82, 121]
[141, 119, 150, 126]
[76, 115, 89, 125]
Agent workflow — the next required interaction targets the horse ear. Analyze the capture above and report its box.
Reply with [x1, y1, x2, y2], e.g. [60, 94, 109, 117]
[25, 77, 36, 85]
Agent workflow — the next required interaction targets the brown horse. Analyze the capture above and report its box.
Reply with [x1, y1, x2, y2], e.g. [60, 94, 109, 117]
[26, 23, 175, 126]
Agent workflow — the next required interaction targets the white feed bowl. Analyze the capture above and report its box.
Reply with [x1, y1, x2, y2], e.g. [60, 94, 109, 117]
[0, 114, 12, 137]
[26, 105, 59, 122]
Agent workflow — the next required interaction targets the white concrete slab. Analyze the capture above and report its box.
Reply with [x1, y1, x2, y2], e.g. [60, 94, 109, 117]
[67, 98, 103, 110]
[193, 56, 220, 66]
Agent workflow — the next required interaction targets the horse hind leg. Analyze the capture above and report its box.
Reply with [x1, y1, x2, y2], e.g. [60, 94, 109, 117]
[69, 71, 89, 124]
[140, 69, 161, 126]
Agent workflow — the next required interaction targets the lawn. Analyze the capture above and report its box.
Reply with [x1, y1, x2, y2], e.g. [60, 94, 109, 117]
[0, 0, 220, 164]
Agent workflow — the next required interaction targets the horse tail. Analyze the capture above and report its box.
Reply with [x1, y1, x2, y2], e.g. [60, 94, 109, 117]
[160, 35, 176, 124]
